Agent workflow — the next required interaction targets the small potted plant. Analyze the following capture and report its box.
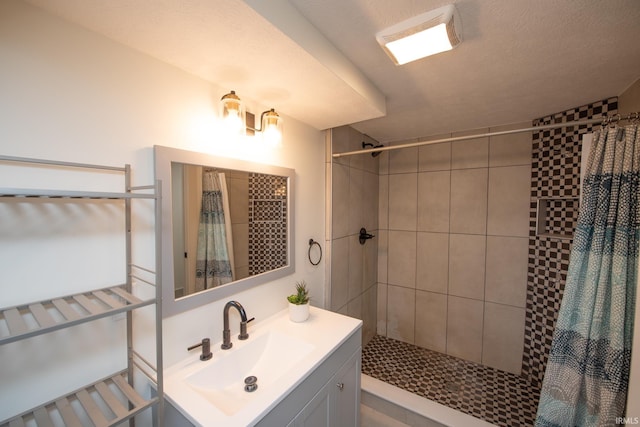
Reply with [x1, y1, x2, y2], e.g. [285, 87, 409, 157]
[287, 280, 310, 322]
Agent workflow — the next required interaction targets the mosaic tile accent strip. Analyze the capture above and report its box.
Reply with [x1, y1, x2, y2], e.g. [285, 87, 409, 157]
[252, 199, 284, 222]
[522, 97, 618, 386]
[248, 173, 288, 275]
[362, 335, 540, 427]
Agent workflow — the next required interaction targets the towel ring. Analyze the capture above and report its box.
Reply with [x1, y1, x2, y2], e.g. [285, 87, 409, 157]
[308, 239, 322, 266]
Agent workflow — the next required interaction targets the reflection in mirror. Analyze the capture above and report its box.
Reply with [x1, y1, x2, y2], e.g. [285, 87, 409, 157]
[155, 146, 295, 318]
[172, 164, 288, 297]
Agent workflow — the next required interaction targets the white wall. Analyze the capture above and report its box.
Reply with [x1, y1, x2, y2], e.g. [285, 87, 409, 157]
[0, 0, 325, 420]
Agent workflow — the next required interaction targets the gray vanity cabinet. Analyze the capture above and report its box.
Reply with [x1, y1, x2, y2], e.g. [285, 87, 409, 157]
[331, 348, 361, 425]
[288, 348, 361, 427]
[256, 326, 362, 427]
[289, 382, 330, 426]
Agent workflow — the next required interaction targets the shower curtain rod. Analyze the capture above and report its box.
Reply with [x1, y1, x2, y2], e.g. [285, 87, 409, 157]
[332, 112, 640, 158]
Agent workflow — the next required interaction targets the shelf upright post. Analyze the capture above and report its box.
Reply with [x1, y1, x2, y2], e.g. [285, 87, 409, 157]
[124, 164, 135, 425]
[155, 179, 164, 427]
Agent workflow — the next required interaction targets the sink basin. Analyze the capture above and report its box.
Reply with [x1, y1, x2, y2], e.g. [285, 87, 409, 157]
[184, 330, 314, 416]
[163, 307, 362, 426]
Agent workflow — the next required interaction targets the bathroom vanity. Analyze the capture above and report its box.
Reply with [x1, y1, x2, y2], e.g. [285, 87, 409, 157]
[162, 306, 362, 427]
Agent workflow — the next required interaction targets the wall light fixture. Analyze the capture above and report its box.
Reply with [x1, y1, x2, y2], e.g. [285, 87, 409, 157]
[220, 90, 246, 136]
[220, 91, 283, 144]
[247, 108, 283, 145]
[376, 4, 462, 65]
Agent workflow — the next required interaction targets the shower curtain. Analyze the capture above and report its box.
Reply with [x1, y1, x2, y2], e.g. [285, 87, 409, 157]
[536, 125, 639, 426]
[195, 170, 235, 291]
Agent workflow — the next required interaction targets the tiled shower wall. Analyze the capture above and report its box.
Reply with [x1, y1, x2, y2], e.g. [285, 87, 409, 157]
[376, 124, 532, 375]
[522, 97, 618, 385]
[248, 172, 288, 275]
[330, 95, 631, 386]
[328, 126, 379, 344]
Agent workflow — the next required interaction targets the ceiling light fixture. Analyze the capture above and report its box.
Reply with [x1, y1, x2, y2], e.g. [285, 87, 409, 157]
[220, 91, 283, 144]
[376, 4, 462, 65]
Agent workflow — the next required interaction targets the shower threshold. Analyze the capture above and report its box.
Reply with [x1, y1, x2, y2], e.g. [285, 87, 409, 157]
[362, 335, 541, 427]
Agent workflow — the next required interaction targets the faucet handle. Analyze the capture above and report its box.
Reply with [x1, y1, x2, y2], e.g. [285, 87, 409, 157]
[239, 317, 255, 340]
[187, 338, 213, 361]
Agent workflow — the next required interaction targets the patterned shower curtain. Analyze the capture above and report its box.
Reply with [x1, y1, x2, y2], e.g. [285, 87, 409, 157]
[195, 170, 233, 290]
[536, 124, 639, 426]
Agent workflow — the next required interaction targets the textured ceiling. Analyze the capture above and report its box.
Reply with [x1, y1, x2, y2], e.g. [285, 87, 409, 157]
[290, 0, 640, 142]
[23, 0, 640, 143]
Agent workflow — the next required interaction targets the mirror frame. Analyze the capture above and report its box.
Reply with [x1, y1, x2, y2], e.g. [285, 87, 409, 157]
[154, 145, 295, 318]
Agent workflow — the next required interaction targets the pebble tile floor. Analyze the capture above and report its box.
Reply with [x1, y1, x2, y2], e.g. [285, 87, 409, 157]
[361, 335, 541, 427]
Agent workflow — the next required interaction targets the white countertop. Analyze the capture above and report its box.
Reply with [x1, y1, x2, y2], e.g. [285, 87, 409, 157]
[163, 306, 362, 427]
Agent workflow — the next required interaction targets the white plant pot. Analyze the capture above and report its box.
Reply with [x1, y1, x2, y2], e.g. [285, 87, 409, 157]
[289, 302, 310, 322]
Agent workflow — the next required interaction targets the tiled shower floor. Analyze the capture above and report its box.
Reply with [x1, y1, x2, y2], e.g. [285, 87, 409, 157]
[361, 335, 541, 427]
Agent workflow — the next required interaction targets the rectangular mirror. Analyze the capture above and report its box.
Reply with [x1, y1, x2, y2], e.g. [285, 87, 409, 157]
[154, 145, 295, 317]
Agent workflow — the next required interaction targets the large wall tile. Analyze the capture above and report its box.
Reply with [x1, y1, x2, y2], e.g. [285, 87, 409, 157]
[347, 125, 365, 171]
[347, 293, 363, 327]
[389, 145, 418, 174]
[489, 122, 533, 167]
[389, 173, 417, 231]
[227, 172, 249, 223]
[482, 302, 525, 374]
[378, 174, 389, 230]
[485, 236, 528, 307]
[332, 163, 350, 238]
[449, 234, 486, 300]
[349, 235, 364, 300]
[417, 170, 450, 232]
[231, 223, 249, 280]
[487, 165, 531, 237]
[418, 138, 451, 172]
[416, 290, 447, 353]
[451, 130, 489, 169]
[416, 232, 449, 294]
[331, 126, 351, 167]
[377, 282, 388, 336]
[377, 229, 388, 284]
[378, 150, 389, 176]
[447, 296, 483, 363]
[364, 231, 379, 288]
[388, 230, 416, 288]
[363, 170, 379, 231]
[362, 285, 377, 344]
[330, 236, 349, 311]
[387, 285, 416, 344]
[349, 167, 364, 235]
[450, 168, 488, 234]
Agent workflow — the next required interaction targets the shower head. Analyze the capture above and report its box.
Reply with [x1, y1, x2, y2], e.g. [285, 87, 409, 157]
[362, 141, 385, 157]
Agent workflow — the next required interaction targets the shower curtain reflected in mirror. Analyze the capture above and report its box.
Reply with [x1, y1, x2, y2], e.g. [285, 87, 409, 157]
[536, 124, 639, 426]
[195, 170, 235, 291]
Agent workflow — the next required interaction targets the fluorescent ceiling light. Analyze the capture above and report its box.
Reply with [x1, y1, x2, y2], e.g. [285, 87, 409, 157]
[376, 4, 462, 65]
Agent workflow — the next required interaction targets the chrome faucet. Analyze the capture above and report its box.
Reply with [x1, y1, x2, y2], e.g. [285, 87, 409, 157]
[221, 301, 253, 349]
